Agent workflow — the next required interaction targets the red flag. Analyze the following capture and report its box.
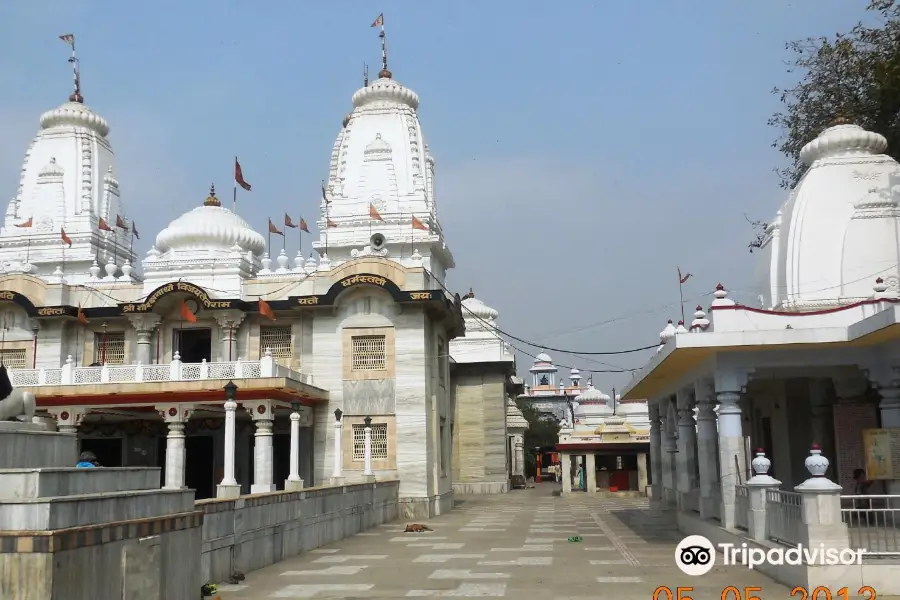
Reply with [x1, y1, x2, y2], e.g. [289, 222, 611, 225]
[369, 204, 384, 221]
[98, 218, 113, 232]
[115, 215, 127, 229]
[235, 158, 251, 191]
[259, 298, 275, 321]
[15, 217, 32, 228]
[371, 13, 384, 27]
[61, 228, 72, 246]
[132, 222, 140, 239]
[284, 214, 297, 228]
[77, 304, 88, 324]
[411, 215, 428, 231]
[326, 218, 338, 228]
[678, 267, 692, 285]
[299, 218, 310, 233]
[268, 219, 283, 236]
[179, 299, 197, 323]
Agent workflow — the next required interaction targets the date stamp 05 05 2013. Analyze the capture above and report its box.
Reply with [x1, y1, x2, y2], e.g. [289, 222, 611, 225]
[652, 586, 878, 600]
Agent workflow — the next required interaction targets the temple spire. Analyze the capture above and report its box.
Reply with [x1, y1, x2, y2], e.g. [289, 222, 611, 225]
[59, 34, 82, 103]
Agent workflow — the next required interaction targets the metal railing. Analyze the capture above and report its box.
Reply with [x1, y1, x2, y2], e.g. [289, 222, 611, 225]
[766, 489, 802, 547]
[841, 495, 900, 558]
[9, 348, 311, 387]
[734, 485, 749, 531]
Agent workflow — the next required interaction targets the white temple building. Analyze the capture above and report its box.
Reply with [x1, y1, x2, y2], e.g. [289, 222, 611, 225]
[622, 120, 900, 591]
[0, 47, 526, 518]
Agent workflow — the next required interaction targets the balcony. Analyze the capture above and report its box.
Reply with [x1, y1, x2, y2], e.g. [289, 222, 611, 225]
[10, 349, 327, 407]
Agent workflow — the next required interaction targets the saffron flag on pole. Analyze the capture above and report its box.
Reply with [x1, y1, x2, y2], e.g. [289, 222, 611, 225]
[284, 214, 297, 228]
[132, 222, 140, 239]
[411, 215, 428, 231]
[369, 204, 384, 221]
[371, 13, 384, 27]
[235, 158, 251, 191]
[77, 304, 88, 324]
[258, 298, 275, 321]
[15, 217, 32, 228]
[98, 218, 113, 232]
[678, 267, 692, 285]
[326, 218, 338, 228]
[116, 215, 127, 229]
[179, 299, 197, 323]
[61, 228, 72, 246]
[299, 218, 310, 233]
[268, 219, 283, 236]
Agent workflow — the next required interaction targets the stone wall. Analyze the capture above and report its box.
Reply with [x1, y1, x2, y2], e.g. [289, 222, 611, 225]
[196, 480, 399, 585]
[451, 367, 509, 494]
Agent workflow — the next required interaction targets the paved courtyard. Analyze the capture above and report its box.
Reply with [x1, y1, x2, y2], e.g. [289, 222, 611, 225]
[217, 483, 789, 599]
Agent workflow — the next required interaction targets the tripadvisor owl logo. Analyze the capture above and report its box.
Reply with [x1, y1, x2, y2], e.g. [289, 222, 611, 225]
[675, 535, 716, 576]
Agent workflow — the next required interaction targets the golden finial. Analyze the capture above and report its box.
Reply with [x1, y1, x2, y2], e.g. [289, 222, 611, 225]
[204, 184, 220, 207]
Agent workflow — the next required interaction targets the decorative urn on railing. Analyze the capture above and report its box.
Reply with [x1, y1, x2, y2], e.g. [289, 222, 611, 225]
[751, 448, 771, 476]
[805, 443, 829, 477]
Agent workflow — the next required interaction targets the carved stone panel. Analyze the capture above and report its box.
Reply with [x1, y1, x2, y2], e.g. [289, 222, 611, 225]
[342, 379, 395, 415]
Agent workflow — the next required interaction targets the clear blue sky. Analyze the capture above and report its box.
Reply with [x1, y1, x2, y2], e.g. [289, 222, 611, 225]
[0, 1, 873, 392]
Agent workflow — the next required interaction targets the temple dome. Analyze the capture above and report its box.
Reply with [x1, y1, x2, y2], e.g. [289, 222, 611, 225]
[39, 101, 109, 137]
[535, 352, 552, 363]
[351, 76, 419, 110]
[756, 121, 900, 310]
[155, 187, 266, 255]
[462, 295, 499, 322]
[575, 386, 610, 403]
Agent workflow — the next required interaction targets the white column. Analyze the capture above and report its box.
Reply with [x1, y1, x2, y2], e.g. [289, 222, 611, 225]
[649, 401, 663, 503]
[156, 403, 194, 490]
[127, 315, 160, 365]
[637, 453, 649, 495]
[331, 409, 345, 484]
[363, 417, 374, 480]
[676, 387, 698, 510]
[695, 379, 720, 519]
[214, 313, 245, 363]
[285, 409, 304, 491]
[244, 400, 275, 494]
[514, 434, 525, 478]
[661, 398, 677, 504]
[585, 453, 597, 493]
[716, 387, 747, 529]
[217, 398, 240, 495]
[561, 452, 572, 494]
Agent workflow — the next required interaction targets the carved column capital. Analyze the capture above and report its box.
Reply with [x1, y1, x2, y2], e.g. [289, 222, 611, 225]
[49, 406, 89, 432]
[243, 399, 274, 421]
[214, 311, 246, 329]
[156, 403, 194, 424]
[127, 314, 161, 333]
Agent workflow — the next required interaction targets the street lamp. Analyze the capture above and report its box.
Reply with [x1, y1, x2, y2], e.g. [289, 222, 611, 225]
[224, 380, 238, 401]
[334, 408, 343, 422]
[363, 415, 372, 427]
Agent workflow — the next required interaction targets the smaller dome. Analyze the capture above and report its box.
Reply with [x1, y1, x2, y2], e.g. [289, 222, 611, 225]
[535, 352, 552, 363]
[570, 367, 580, 375]
[155, 186, 266, 255]
[462, 296, 499, 321]
[800, 123, 888, 166]
[351, 77, 419, 110]
[575, 386, 606, 403]
[39, 157, 64, 177]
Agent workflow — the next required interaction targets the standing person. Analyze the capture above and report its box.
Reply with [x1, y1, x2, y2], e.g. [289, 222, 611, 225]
[76, 451, 99, 468]
[555, 462, 561, 483]
[575, 463, 584, 490]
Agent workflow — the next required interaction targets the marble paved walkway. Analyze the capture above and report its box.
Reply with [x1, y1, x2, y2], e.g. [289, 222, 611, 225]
[216, 484, 794, 599]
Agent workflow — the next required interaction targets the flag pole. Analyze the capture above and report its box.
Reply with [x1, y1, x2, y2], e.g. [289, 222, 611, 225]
[233, 186, 237, 213]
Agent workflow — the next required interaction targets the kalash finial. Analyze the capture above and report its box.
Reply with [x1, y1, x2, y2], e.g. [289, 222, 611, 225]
[59, 34, 83, 103]
[370, 13, 392, 79]
[462, 287, 474, 300]
[204, 184, 221, 207]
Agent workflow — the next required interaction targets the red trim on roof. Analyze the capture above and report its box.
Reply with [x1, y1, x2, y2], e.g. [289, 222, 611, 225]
[35, 388, 321, 408]
[709, 296, 898, 317]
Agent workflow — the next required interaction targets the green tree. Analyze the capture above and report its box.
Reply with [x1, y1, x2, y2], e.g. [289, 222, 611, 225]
[518, 401, 561, 477]
[769, 0, 900, 190]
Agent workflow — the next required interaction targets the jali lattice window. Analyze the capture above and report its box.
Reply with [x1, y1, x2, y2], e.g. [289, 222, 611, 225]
[94, 332, 125, 365]
[351, 335, 386, 371]
[0, 348, 27, 369]
[352, 423, 388, 461]
[260, 326, 292, 362]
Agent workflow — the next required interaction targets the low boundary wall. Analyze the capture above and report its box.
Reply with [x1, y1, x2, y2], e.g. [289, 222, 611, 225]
[196, 480, 400, 585]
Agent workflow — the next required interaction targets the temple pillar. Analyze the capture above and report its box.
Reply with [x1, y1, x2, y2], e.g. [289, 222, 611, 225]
[676, 386, 698, 509]
[649, 401, 663, 504]
[48, 407, 89, 436]
[514, 434, 525, 478]
[637, 453, 649, 495]
[285, 405, 305, 491]
[156, 403, 194, 490]
[331, 409, 345, 485]
[244, 400, 275, 494]
[214, 313, 245, 362]
[217, 393, 241, 498]
[694, 378, 720, 519]
[127, 315, 160, 365]
[715, 367, 752, 530]
[661, 397, 677, 504]
[585, 453, 597, 493]
[561, 451, 572, 494]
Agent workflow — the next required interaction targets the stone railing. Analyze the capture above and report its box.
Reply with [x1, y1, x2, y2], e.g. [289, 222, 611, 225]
[9, 348, 311, 387]
[734, 484, 750, 531]
[196, 480, 399, 584]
